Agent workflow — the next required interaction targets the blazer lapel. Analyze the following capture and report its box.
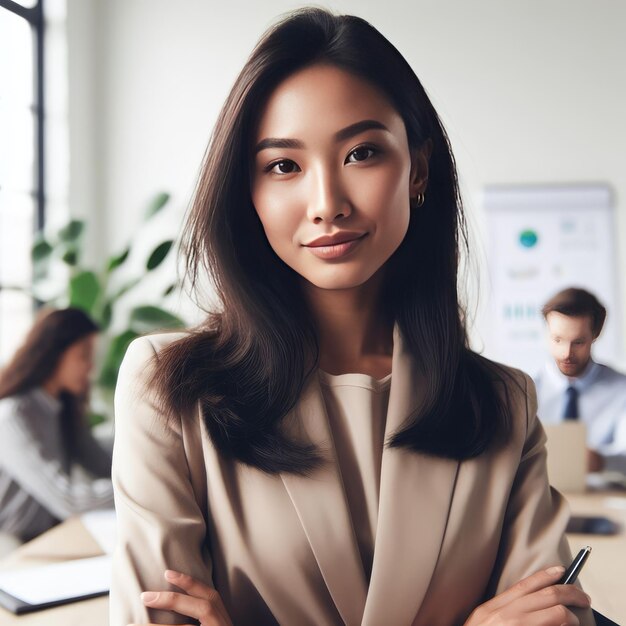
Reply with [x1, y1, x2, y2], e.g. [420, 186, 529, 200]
[362, 326, 460, 626]
[280, 375, 368, 626]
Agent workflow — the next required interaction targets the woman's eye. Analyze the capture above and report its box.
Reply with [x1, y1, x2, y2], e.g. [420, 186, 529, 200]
[346, 146, 376, 164]
[267, 159, 300, 174]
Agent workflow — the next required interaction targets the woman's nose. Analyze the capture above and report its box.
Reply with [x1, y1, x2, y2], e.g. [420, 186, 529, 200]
[306, 167, 351, 223]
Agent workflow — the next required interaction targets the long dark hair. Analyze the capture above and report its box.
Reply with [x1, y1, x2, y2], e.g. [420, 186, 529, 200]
[0, 307, 99, 459]
[149, 8, 513, 474]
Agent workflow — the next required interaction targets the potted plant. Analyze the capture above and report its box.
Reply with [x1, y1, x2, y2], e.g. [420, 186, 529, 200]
[31, 192, 186, 425]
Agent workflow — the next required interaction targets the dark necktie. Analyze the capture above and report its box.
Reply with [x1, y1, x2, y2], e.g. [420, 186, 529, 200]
[563, 386, 579, 420]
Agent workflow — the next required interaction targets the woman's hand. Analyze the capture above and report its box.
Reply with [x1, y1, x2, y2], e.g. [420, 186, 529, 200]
[464, 565, 592, 626]
[129, 570, 234, 626]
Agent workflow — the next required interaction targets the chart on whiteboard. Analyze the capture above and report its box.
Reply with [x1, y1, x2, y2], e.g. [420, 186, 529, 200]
[483, 185, 619, 376]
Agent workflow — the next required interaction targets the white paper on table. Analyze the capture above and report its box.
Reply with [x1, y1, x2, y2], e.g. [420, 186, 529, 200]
[0, 555, 111, 605]
[80, 509, 117, 554]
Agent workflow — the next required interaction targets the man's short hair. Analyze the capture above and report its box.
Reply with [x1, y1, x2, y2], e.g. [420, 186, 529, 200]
[541, 287, 607, 338]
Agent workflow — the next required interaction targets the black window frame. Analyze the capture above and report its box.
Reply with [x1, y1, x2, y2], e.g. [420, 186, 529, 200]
[0, 0, 45, 230]
[0, 0, 45, 358]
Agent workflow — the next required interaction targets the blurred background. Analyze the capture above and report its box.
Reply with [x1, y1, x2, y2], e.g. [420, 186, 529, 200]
[1, 0, 625, 424]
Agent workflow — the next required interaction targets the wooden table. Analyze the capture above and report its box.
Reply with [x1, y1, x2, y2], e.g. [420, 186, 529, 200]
[565, 491, 626, 624]
[0, 517, 107, 625]
[0, 492, 624, 625]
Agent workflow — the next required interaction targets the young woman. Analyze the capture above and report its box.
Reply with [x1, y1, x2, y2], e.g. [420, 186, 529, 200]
[0, 307, 113, 550]
[111, 9, 594, 626]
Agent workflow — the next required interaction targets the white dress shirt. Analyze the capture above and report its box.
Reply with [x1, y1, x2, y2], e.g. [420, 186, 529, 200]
[534, 359, 626, 474]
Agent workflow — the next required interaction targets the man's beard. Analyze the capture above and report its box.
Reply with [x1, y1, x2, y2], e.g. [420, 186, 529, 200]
[556, 358, 588, 378]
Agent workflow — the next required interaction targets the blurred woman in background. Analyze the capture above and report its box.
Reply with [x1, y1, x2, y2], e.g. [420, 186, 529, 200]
[0, 307, 114, 556]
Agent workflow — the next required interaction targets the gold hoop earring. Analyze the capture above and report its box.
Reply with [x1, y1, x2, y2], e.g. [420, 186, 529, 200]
[413, 192, 425, 208]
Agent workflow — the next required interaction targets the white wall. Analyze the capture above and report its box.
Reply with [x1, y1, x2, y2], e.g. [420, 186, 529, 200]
[66, 0, 626, 364]
[66, 0, 101, 265]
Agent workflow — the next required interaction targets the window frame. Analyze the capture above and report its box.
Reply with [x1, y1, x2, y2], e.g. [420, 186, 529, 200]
[0, 0, 45, 230]
[0, 0, 45, 361]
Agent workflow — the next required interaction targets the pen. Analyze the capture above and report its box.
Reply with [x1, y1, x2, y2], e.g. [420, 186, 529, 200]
[558, 546, 592, 585]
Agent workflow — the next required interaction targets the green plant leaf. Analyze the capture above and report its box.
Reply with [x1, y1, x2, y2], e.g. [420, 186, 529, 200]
[99, 300, 113, 330]
[69, 271, 101, 314]
[98, 329, 140, 389]
[106, 247, 130, 272]
[163, 283, 177, 297]
[129, 305, 184, 333]
[144, 192, 170, 219]
[32, 239, 53, 262]
[146, 240, 173, 271]
[58, 219, 85, 242]
[62, 248, 78, 266]
[87, 412, 107, 428]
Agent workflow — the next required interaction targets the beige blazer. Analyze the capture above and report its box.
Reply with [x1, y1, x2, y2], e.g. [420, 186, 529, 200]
[110, 330, 595, 626]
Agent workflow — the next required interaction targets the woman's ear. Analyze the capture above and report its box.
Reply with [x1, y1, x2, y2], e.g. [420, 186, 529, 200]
[409, 139, 433, 198]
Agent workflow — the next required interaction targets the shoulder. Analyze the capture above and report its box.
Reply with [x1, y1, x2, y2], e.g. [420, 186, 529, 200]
[473, 354, 533, 397]
[471, 355, 537, 436]
[0, 389, 38, 423]
[116, 330, 212, 420]
[116, 332, 186, 396]
[596, 362, 626, 384]
[470, 358, 546, 463]
[127, 331, 190, 359]
[0, 394, 19, 423]
[119, 331, 190, 374]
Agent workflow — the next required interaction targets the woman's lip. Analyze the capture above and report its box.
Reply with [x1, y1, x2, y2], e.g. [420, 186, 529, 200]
[304, 234, 367, 260]
[304, 232, 366, 247]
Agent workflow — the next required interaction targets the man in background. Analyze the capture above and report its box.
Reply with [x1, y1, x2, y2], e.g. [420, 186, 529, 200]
[534, 287, 626, 474]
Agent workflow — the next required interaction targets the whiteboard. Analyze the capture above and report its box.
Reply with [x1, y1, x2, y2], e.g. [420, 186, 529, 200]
[483, 185, 620, 376]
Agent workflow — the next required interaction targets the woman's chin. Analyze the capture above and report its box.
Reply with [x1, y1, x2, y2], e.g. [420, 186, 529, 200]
[300, 269, 379, 292]
[62, 383, 88, 397]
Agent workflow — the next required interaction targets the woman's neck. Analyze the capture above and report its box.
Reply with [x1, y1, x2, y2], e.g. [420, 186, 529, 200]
[303, 273, 393, 378]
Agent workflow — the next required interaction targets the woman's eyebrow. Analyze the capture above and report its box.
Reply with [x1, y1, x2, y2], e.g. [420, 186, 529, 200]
[254, 119, 389, 155]
[334, 119, 389, 142]
[254, 137, 304, 154]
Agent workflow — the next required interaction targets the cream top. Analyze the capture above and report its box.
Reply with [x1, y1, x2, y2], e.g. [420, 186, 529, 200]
[318, 370, 391, 581]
